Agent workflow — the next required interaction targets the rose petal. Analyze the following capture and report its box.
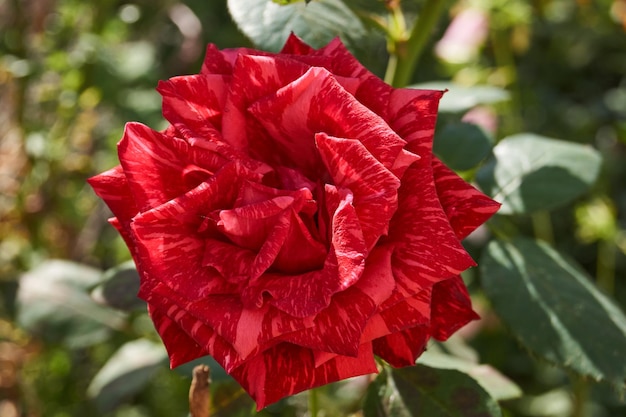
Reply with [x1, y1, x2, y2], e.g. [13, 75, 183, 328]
[200, 44, 273, 75]
[221, 54, 313, 154]
[355, 75, 393, 121]
[158, 74, 229, 134]
[326, 186, 367, 292]
[314, 37, 371, 79]
[272, 210, 327, 274]
[146, 290, 247, 372]
[385, 87, 476, 296]
[118, 122, 209, 211]
[147, 303, 208, 368]
[373, 325, 430, 367]
[241, 185, 366, 318]
[233, 180, 315, 214]
[429, 275, 479, 340]
[279, 245, 395, 356]
[87, 166, 139, 253]
[117, 123, 184, 209]
[288, 37, 393, 120]
[230, 342, 377, 410]
[131, 162, 261, 300]
[280, 33, 315, 55]
[432, 157, 500, 239]
[202, 238, 257, 282]
[387, 87, 443, 156]
[149, 282, 315, 362]
[200, 43, 237, 75]
[87, 165, 138, 224]
[377, 288, 431, 333]
[274, 165, 317, 191]
[389, 162, 476, 296]
[249, 67, 408, 176]
[217, 195, 295, 250]
[316, 133, 401, 251]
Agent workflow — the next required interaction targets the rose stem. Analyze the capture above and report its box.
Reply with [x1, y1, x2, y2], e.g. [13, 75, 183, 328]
[309, 386, 320, 417]
[189, 365, 211, 417]
[388, 0, 448, 88]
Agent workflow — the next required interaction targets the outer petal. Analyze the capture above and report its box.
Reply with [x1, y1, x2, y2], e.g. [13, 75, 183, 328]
[200, 44, 237, 75]
[388, 88, 443, 155]
[314, 37, 371, 79]
[388, 161, 476, 296]
[158, 74, 229, 134]
[373, 325, 430, 367]
[147, 303, 208, 368]
[118, 122, 214, 211]
[429, 275, 479, 341]
[231, 342, 378, 410]
[376, 289, 431, 333]
[221, 54, 313, 154]
[359, 287, 431, 350]
[149, 282, 315, 362]
[87, 166, 139, 252]
[87, 165, 138, 224]
[386, 88, 475, 295]
[145, 289, 247, 372]
[200, 43, 272, 75]
[280, 33, 315, 55]
[432, 157, 500, 239]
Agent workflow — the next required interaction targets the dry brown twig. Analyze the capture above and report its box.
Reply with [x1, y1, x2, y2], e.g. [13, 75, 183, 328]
[189, 365, 211, 417]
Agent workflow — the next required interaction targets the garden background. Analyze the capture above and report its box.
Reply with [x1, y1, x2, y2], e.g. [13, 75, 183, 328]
[1, 0, 626, 416]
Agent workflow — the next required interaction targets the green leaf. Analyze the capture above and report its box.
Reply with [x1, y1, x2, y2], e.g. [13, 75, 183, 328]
[417, 350, 522, 401]
[434, 121, 494, 171]
[476, 133, 602, 214]
[174, 355, 230, 382]
[17, 260, 126, 348]
[87, 339, 168, 413]
[227, 0, 367, 52]
[480, 237, 626, 390]
[363, 365, 502, 417]
[411, 82, 510, 113]
[91, 260, 145, 312]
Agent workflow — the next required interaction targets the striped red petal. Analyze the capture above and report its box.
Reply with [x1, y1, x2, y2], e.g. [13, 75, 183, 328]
[231, 342, 378, 411]
[89, 35, 501, 410]
[432, 157, 501, 239]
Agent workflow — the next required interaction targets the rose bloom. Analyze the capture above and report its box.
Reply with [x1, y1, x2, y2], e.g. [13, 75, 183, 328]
[89, 35, 499, 409]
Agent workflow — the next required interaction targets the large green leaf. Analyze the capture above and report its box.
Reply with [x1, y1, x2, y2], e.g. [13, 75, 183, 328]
[91, 260, 145, 312]
[476, 133, 602, 214]
[17, 260, 126, 348]
[227, 0, 367, 52]
[87, 339, 168, 412]
[417, 350, 522, 401]
[434, 121, 494, 171]
[363, 365, 502, 417]
[411, 81, 510, 113]
[480, 237, 626, 390]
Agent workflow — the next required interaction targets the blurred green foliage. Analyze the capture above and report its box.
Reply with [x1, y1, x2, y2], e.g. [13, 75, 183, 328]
[1, 0, 625, 416]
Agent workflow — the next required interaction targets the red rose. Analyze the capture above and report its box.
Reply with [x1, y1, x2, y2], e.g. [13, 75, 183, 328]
[89, 35, 499, 409]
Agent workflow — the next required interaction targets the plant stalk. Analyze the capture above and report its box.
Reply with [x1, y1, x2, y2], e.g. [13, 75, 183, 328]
[571, 374, 589, 417]
[388, 0, 448, 87]
[308, 386, 319, 417]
